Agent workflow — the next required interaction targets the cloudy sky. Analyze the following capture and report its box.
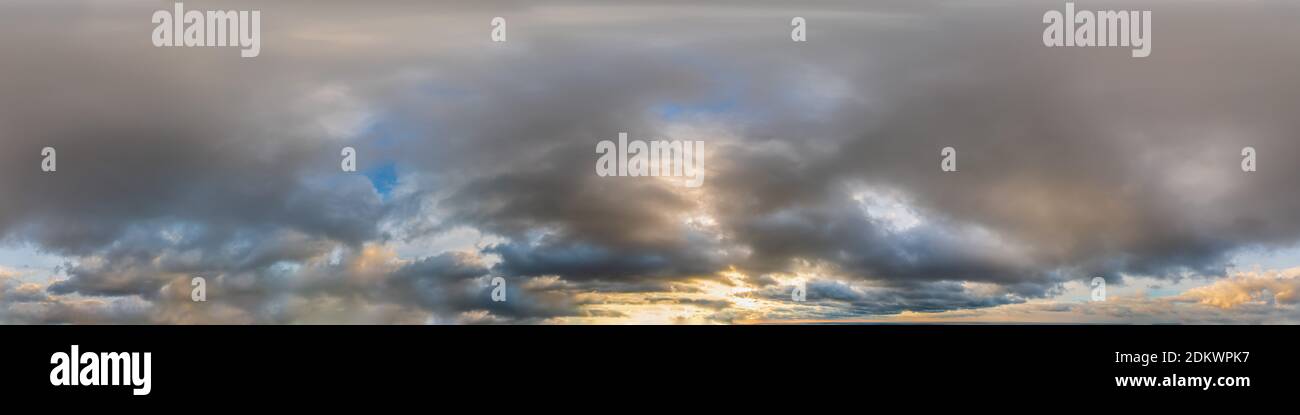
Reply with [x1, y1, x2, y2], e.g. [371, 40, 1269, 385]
[2, 0, 1300, 324]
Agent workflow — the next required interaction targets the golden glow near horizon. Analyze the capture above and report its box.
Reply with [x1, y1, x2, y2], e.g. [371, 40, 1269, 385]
[546, 266, 1300, 324]
[553, 268, 792, 324]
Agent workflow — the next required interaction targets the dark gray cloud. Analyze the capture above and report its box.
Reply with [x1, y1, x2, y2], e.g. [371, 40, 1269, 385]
[748, 279, 1026, 319]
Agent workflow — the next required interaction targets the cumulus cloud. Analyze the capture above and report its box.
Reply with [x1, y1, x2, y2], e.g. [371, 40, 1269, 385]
[1181, 267, 1300, 309]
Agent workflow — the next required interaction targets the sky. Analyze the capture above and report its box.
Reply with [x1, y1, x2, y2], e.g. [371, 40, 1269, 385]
[3, 0, 1300, 324]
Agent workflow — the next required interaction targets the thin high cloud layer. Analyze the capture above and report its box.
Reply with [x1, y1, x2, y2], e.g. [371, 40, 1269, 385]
[2, 1, 1300, 323]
